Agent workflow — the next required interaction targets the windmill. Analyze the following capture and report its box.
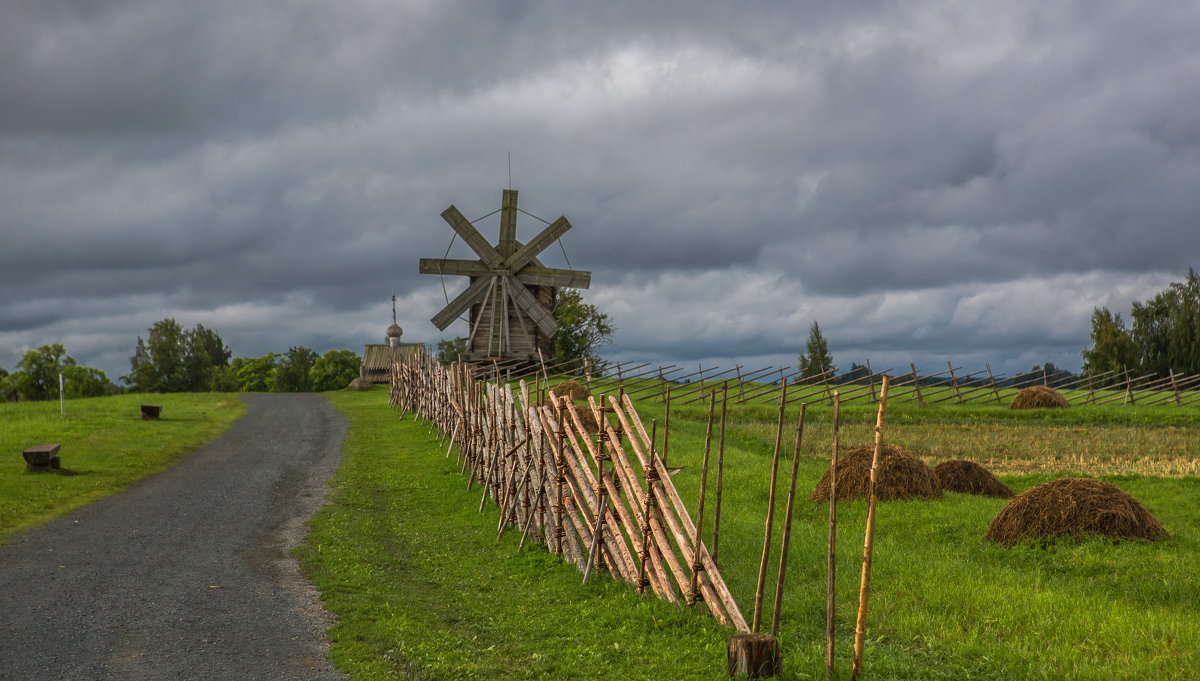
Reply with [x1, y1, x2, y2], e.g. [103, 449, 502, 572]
[419, 189, 591, 363]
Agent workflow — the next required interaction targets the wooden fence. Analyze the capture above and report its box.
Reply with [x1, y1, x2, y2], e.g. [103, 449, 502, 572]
[390, 348, 751, 633]
[454, 354, 1200, 408]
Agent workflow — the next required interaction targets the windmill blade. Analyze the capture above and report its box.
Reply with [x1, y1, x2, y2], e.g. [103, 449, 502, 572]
[431, 275, 493, 330]
[504, 274, 558, 337]
[441, 205, 503, 268]
[418, 258, 489, 277]
[515, 265, 591, 289]
[505, 216, 572, 272]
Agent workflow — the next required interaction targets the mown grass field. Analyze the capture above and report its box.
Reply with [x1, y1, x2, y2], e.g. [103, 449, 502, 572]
[0, 393, 245, 542]
[307, 385, 1199, 680]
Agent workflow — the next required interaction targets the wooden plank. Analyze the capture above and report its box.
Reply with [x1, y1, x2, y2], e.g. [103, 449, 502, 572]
[432, 275, 493, 330]
[420, 264, 587, 297]
[441, 205, 503, 268]
[506, 276, 559, 337]
[515, 265, 592, 289]
[506, 216, 573, 272]
[419, 258, 488, 277]
[500, 189, 519, 258]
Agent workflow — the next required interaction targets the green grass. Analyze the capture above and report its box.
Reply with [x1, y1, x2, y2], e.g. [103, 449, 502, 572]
[0, 393, 245, 542]
[307, 386, 1200, 680]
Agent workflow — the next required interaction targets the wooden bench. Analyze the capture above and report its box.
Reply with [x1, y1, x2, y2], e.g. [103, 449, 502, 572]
[141, 404, 163, 420]
[23, 443, 61, 471]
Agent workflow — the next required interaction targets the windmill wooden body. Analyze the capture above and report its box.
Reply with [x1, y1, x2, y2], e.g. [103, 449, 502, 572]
[420, 189, 591, 363]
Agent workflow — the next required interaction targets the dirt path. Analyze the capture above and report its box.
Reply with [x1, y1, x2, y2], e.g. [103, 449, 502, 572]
[0, 394, 346, 681]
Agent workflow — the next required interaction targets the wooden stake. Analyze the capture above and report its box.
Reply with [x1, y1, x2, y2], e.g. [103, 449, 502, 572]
[636, 422, 659, 595]
[826, 391, 841, 676]
[581, 493, 609, 585]
[662, 386, 672, 466]
[852, 376, 890, 680]
[688, 392, 717, 604]
[771, 402, 806, 638]
[712, 383, 729, 564]
[752, 379, 789, 632]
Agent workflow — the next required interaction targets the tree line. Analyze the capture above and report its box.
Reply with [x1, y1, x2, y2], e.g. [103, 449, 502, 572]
[1082, 269, 1200, 383]
[1, 318, 362, 401]
[796, 270, 1200, 386]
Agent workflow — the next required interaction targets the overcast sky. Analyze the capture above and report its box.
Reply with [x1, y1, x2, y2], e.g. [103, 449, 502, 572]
[3, 1, 1198, 384]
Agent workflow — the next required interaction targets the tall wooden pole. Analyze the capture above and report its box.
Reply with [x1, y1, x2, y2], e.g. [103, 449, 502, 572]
[771, 402, 807, 637]
[826, 391, 841, 676]
[712, 383, 729, 564]
[662, 386, 672, 466]
[688, 393, 717, 604]
[852, 376, 890, 680]
[752, 379, 789, 632]
[636, 421, 659, 595]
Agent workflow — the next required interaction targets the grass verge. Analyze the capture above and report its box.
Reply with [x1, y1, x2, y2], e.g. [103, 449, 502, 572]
[0, 393, 245, 543]
[302, 387, 731, 680]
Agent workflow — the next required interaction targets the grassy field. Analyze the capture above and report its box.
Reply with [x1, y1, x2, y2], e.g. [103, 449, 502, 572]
[307, 385, 1199, 680]
[2, 388, 1194, 678]
[0, 393, 245, 542]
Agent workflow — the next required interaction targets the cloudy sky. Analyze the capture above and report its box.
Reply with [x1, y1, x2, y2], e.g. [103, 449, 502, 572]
[3, 1, 1198, 383]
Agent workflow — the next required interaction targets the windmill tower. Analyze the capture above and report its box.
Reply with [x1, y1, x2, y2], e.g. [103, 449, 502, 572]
[419, 189, 591, 363]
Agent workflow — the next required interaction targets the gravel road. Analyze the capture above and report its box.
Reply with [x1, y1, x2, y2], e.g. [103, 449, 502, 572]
[0, 394, 347, 681]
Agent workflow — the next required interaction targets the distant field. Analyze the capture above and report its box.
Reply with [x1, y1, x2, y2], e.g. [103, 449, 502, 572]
[0, 393, 245, 542]
[306, 385, 1200, 680]
[678, 398, 1200, 478]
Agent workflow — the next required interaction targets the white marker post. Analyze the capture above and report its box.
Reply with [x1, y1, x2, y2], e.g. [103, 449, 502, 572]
[59, 372, 65, 417]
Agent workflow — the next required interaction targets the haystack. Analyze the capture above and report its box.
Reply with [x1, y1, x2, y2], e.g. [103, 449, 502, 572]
[1010, 385, 1070, 409]
[347, 377, 374, 391]
[811, 445, 942, 503]
[550, 380, 590, 401]
[569, 403, 602, 433]
[984, 477, 1168, 546]
[933, 460, 1014, 498]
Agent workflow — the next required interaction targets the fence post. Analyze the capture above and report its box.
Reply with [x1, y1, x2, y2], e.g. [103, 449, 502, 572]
[866, 359, 876, 402]
[947, 361, 963, 403]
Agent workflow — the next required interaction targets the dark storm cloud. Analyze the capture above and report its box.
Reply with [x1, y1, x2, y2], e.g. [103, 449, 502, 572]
[2, 0, 1198, 380]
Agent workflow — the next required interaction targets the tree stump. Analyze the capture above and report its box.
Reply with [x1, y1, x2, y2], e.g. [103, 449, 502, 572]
[141, 404, 163, 421]
[727, 634, 781, 678]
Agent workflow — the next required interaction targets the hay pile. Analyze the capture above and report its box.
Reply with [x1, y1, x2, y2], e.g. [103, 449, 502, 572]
[347, 377, 374, 391]
[545, 380, 602, 432]
[550, 380, 590, 401]
[811, 445, 942, 503]
[570, 403, 602, 433]
[984, 477, 1168, 546]
[1010, 385, 1070, 409]
[933, 460, 1014, 498]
